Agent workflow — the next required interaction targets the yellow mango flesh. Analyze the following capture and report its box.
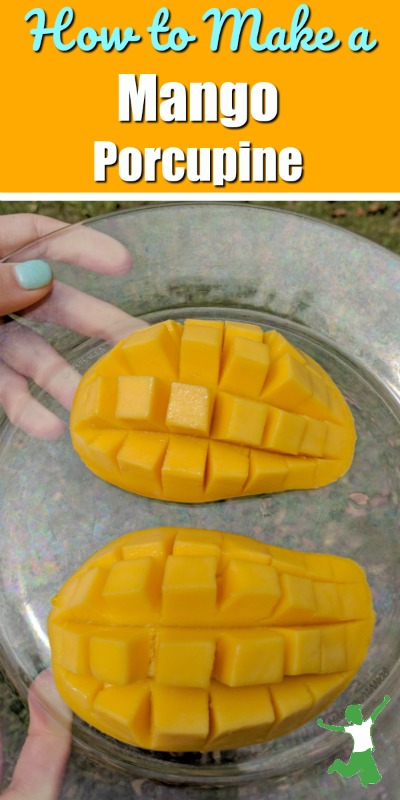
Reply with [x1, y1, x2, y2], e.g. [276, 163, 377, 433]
[70, 320, 356, 502]
[49, 527, 374, 752]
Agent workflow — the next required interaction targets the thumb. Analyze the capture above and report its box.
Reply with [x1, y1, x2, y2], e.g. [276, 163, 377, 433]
[0, 260, 53, 316]
[1, 670, 72, 800]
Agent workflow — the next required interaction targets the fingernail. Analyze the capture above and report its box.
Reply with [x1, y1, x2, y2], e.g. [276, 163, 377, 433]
[14, 259, 53, 290]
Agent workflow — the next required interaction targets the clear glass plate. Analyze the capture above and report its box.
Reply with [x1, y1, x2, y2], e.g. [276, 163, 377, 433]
[0, 203, 399, 792]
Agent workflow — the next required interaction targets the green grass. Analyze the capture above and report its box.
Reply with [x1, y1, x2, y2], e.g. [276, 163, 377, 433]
[1, 200, 400, 254]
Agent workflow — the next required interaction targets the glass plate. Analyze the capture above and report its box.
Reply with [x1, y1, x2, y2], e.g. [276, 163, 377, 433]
[0, 203, 399, 793]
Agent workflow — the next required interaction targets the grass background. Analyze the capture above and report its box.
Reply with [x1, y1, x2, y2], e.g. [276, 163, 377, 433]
[1, 200, 400, 254]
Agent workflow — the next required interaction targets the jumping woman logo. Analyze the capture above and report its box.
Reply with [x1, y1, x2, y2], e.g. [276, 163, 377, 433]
[317, 695, 390, 787]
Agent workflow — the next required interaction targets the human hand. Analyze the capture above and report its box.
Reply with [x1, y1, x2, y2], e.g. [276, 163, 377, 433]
[0, 670, 72, 799]
[0, 214, 146, 439]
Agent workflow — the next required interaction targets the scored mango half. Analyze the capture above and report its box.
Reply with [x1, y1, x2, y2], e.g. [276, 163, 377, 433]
[49, 527, 374, 752]
[70, 319, 356, 502]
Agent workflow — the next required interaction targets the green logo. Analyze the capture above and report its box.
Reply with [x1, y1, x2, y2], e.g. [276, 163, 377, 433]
[317, 694, 390, 787]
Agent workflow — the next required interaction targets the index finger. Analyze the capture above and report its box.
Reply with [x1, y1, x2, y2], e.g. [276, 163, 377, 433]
[20, 281, 147, 343]
[0, 214, 132, 275]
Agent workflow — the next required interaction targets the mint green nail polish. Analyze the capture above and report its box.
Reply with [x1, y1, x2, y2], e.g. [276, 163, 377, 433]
[14, 259, 53, 290]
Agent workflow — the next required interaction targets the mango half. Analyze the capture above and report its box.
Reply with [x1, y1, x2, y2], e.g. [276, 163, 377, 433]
[70, 320, 356, 502]
[49, 527, 374, 752]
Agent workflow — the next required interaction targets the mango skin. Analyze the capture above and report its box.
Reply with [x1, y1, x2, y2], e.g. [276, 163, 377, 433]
[70, 320, 356, 503]
[49, 527, 374, 752]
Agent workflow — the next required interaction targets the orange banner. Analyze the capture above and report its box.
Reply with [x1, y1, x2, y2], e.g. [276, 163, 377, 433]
[1, 1, 396, 193]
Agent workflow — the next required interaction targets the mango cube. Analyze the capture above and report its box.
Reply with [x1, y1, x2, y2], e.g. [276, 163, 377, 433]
[214, 630, 284, 686]
[296, 373, 332, 421]
[260, 353, 312, 408]
[340, 582, 373, 620]
[219, 560, 281, 622]
[224, 321, 263, 351]
[116, 375, 169, 431]
[321, 625, 347, 673]
[271, 574, 316, 625]
[116, 431, 168, 497]
[269, 678, 313, 736]
[313, 581, 342, 621]
[55, 668, 102, 712]
[166, 382, 214, 436]
[264, 330, 305, 364]
[151, 685, 209, 750]
[324, 422, 352, 458]
[267, 545, 306, 577]
[94, 342, 131, 379]
[220, 337, 270, 398]
[161, 436, 208, 501]
[155, 630, 215, 688]
[305, 672, 352, 717]
[278, 627, 321, 675]
[300, 417, 328, 457]
[50, 622, 92, 674]
[262, 407, 306, 455]
[86, 430, 127, 471]
[75, 377, 118, 427]
[102, 557, 160, 618]
[94, 682, 150, 745]
[206, 441, 249, 499]
[122, 322, 180, 382]
[60, 568, 107, 621]
[244, 450, 288, 495]
[172, 528, 222, 557]
[220, 532, 272, 569]
[212, 392, 268, 447]
[90, 629, 151, 685]
[122, 528, 175, 566]
[208, 682, 275, 750]
[161, 555, 218, 623]
[285, 456, 317, 490]
[179, 321, 223, 387]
